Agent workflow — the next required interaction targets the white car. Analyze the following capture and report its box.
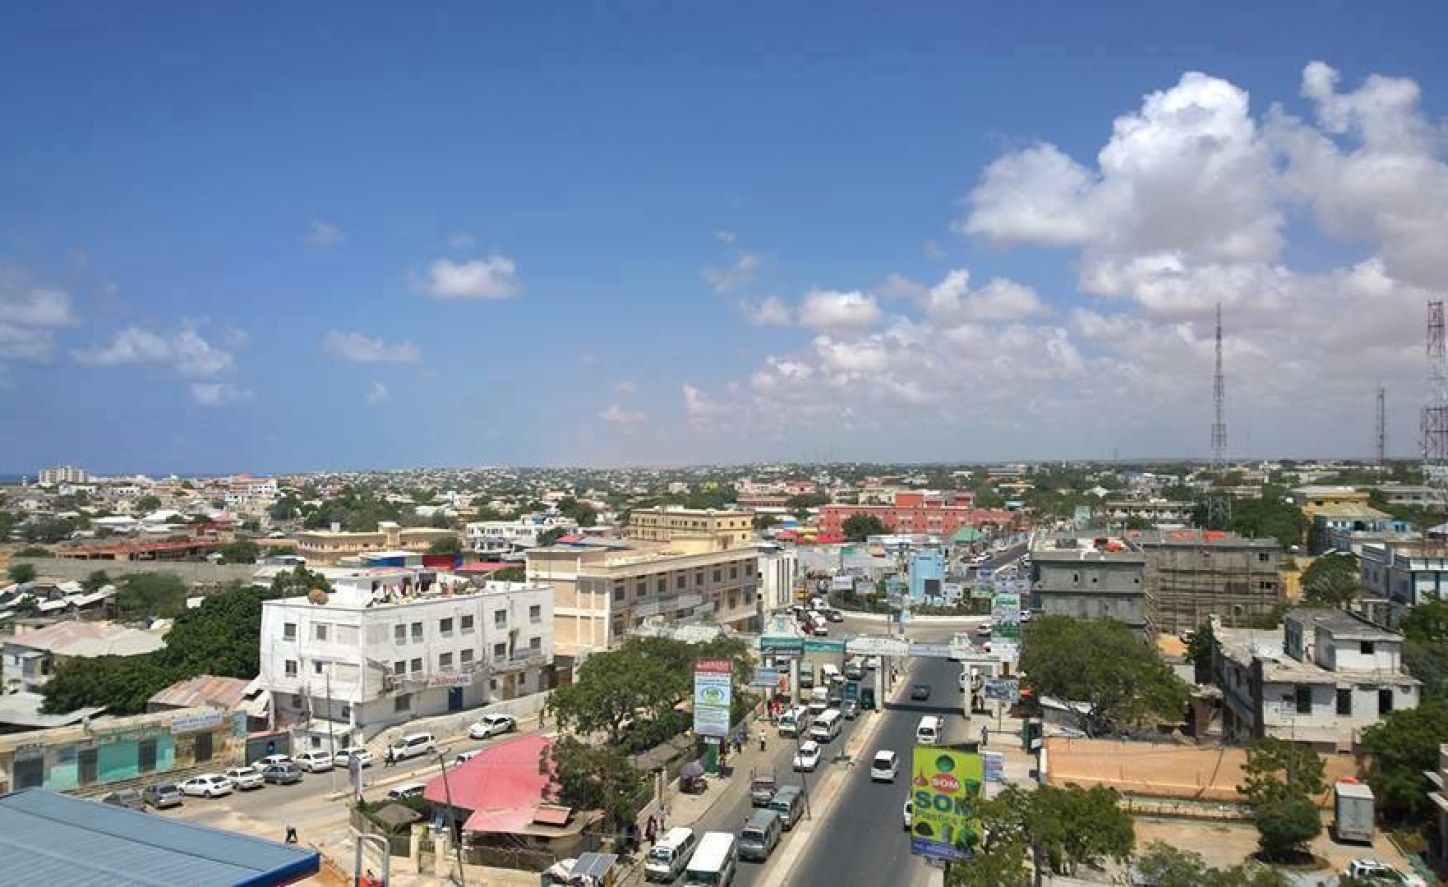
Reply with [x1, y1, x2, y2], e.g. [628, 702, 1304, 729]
[468, 714, 517, 739]
[903, 798, 913, 830]
[870, 750, 899, 782]
[180, 774, 234, 798]
[254, 753, 291, 772]
[1343, 859, 1427, 886]
[334, 747, 375, 768]
[453, 749, 482, 766]
[224, 767, 264, 791]
[792, 740, 822, 772]
[294, 750, 334, 773]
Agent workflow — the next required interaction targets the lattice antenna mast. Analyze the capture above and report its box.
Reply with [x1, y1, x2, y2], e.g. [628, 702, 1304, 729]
[1376, 385, 1387, 466]
[1422, 301, 1448, 499]
[1212, 302, 1226, 468]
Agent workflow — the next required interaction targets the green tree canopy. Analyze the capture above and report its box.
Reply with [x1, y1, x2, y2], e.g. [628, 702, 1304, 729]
[752, 513, 780, 531]
[113, 572, 188, 620]
[1299, 553, 1361, 608]
[1224, 496, 1309, 550]
[427, 535, 463, 555]
[537, 527, 568, 547]
[949, 784, 1135, 885]
[220, 538, 261, 564]
[547, 643, 688, 745]
[1019, 616, 1190, 736]
[841, 514, 889, 541]
[81, 570, 111, 593]
[556, 497, 598, 527]
[540, 736, 648, 831]
[1359, 702, 1448, 823]
[134, 494, 162, 513]
[1238, 737, 1326, 860]
[1402, 597, 1448, 642]
[1186, 620, 1217, 685]
[490, 566, 526, 582]
[7, 563, 36, 585]
[1134, 841, 1291, 887]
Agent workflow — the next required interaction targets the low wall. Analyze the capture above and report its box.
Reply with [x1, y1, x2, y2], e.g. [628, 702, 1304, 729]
[368, 692, 552, 751]
[15, 557, 262, 586]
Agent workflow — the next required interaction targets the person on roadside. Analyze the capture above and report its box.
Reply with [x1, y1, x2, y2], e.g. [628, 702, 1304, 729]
[980, 724, 990, 747]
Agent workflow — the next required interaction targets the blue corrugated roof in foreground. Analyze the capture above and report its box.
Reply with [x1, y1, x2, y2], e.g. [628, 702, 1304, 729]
[0, 788, 320, 886]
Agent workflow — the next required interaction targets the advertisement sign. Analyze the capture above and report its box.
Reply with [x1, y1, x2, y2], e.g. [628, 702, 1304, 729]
[970, 583, 994, 599]
[983, 677, 1020, 703]
[170, 710, 226, 735]
[759, 636, 804, 656]
[982, 751, 1005, 783]
[693, 659, 733, 738]
[910, 747, 985, 862]
[832, 574, 856, 591]
[942, 582, 963, 603]
[907, 643, 953, 659]
[803, 638, 846, 654]
[845, 636, 910, 657]
[428, 672, 473, 688]
[750, 666, 780, 689]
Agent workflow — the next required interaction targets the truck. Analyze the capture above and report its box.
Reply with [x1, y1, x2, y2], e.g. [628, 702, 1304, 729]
[798, 663, 815, 689]
[1333, 781, 1375, 843]
[749, 769, 778, 807]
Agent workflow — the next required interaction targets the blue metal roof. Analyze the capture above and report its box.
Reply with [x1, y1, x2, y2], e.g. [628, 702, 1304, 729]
[0, 788, 320, 886]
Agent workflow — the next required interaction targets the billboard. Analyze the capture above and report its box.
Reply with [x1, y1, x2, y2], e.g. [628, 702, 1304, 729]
[982, 751, 1005, 783]
[910, 747, 985, 862]
[983, 677, 1021, 703]
[693, 658, 733, 738]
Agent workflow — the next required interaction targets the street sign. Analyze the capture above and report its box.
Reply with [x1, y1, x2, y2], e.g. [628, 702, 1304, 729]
[803, 639, 846, 654]
[845, 636, 910, 657]
[759, 636, 804, 656]
[907, 643, 954, 658]
[910, 747, 984, 862]
[983, 677, 1020, 703]
[982, 751, 1005, 783]
[750, 666, 780, 689]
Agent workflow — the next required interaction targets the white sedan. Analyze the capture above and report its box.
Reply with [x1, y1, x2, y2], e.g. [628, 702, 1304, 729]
[180, 774, 234, 798]
[792, 740, 822, 772]
[870, 750, 899, 782]
[334, 747, 375, 769]
[468, 714, 517, 739]
[224, 767, 264, 791]
[293, 750, 334, 773]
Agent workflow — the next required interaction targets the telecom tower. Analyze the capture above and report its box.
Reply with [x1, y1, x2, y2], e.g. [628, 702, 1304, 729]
[1376, 385, 1387, 466]
[1205, 304, 1231, 530]
[1421, 301, 1448, 504]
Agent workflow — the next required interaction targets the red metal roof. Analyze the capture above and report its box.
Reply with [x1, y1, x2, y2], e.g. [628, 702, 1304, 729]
[454, 562, 518, 573]
[423, 733, 557, 834]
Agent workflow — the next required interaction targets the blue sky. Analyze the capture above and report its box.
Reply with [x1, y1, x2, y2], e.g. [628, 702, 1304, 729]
[3, 3, 1448, 474]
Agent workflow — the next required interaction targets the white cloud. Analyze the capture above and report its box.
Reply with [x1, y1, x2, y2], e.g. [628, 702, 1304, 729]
[0, 263, 76, 362]
[922, 269, 1046, 323]
[75, 325, 235, 378]
[365, 381, 390, 405]
[422, 256, 520, 300]
[716, 231, 737, 244]
[614, 380, 637, 395]
[190, 382, 252, 406]
[740, 296, 793, 327]
[797, 290, 884, 334]
[306, 220, 346, 248]
[598, 404, 647, 424]
[683, 384, 725, 429]
[323, 331, 423, 363]
[702, 253, 762, 294]
[923, 240, 945, 259]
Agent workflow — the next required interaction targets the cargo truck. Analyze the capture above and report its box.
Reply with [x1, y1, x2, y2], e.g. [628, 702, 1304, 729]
[1333, 780, 1375, 844]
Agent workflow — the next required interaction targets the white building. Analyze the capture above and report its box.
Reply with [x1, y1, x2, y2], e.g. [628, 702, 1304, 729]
[258, 570, 554, 748]
[37, 465, 90, 487]
[2, 621, 167, 694]
[757, 543, 799, 611]
[1214, 608, 1419, 752]
[464, 517, 577, 556]
[1360, 542, 1448, 627]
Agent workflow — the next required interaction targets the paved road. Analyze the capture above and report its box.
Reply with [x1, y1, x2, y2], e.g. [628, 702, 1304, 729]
[789, 653, 967, 887]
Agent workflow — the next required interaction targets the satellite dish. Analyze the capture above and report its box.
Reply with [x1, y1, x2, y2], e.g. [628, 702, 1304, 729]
[307, 587, 329, 605]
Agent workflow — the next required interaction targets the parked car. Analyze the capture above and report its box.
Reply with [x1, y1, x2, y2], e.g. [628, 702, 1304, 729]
[870, 750, 899, 782]
[468, 714, 516, 739]
[385, 732, 437, 763]
[254, 753, 291, 772]
[824, 609, 844, 623]
[142, 782, 184, 809]
[453, 749, 482, 766]
[100, 788, 146, 810]
[749, 773, 778, 807]
[180, 774, 234, 798]
[262, 762, 304, 785]
[903, 798, 913, 830]
[333, 747, 375, 769]
[910, 683, 932, 700]
[792, 740, 822, 772]
[975, 623, 992, 637]
[386, 783, 426, 802]
[842, 699, 861, 719]
[224, 766, 264, 791]
[1342, 859, 1428, 886]
[294, 750, 335, 773]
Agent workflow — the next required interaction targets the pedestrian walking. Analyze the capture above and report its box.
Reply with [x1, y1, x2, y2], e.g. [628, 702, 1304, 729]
[645, 815, 658, 845]
[980, 725, 990, 747]
[284, 825, 298, 844]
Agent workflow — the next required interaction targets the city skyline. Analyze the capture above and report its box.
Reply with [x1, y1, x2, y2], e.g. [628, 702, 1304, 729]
[4, 4, 1448, 473]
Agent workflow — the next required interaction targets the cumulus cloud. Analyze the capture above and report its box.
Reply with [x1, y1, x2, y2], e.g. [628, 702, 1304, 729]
[922, 269, 1046, 323]
[683, 384, 725, 429]
[0, 262, 76, 362]
[797, 290, 883, 334]
[190, 382, 252, 406]
[716, 231, 737, 244]
[702, 253, 762, 294]
[740, 296, 793, 327]
[323, 331, 423, 363]
[422, 256, 520, 299]
[306, 220, 346, 248]
[365, 382, 390, 405]
[75, 322, 251, 404]
[598, 404, 647, 424]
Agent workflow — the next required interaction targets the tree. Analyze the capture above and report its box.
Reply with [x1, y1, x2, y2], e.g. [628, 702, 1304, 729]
[556, 497, 598, 527]
[1359, 703, 1448, 823]
[752, 513, 780, 531]
[220, 538, 261, 564]
[841, 514, 889, 542]
[785, 492, 830, 509]
[134, 495, 162, 513]
[113, 572, 188, 620]
[1224, 496, 1309, 550]
[540, 736, 648, 832]
[950, 784, 1134, 885]
[1019, 616, 1190, 736]
[1404, 639, 1448, 703]
[547, 644, 685, 745]
[1299, 553, 1361, 608]
[537, 527, 568, 547]
[1133, 842, 1290, 887]
[82, 570, 111, 593]
[14, 545, 50, 557]
[427, 535, 462, 555]
[1238, 738, 1325, 860]
[7, 563, 36, 585]
[490, 566, 526, 582]
[1186, 620, 1217, 685]
[1402, 597, 1448, 642]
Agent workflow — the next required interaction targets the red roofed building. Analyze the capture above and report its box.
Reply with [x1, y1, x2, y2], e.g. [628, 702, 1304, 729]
[423, 733, 599, 854]
[819, 491, 1017, 538]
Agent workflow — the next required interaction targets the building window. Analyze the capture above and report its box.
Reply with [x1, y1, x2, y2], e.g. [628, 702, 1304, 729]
[1258, 581, 1274, 591]
[745, 562, 753, 576]
[394, 660, 406, 675]
[411, 622, 423, 642]
[494, 610, 507, 628]
[285, 660, 298, 678]
[657, 578, 666, 594]
[494, 642, 508, 659]
[1295, 686, 1312, 715]
[313, 623, 328, 642]
[439, 652, 453, 670]
[696, 571, 705, 587]
[395, 694, 411, 713]
[440, 617, 454, 636]
[461, 649, 474, 665]
[730, 566, 738, 580]
[613, 586, 624, 602]
[676, 574, 686, 589]
[530, 604, 542, 623]
[313, 660, 325, 675]
[341, 703, 351, 719]
[138, 738, 158, 774]
[284, 623, 297, 641]
[1360, 641, 1375, 655]
[292, 694, 303, 709]
[1258, 553, 1270, 563]
[394, 624, 406, 644]
[78, 748, 99, 785]
[410, 658, 423, 673]
[1336, 689, 1352, 715]
[461, 614, 475, 633]
[530, 636, 542, 651]
[1379, 688, 1394, 715]
[636, 580, 646, 597]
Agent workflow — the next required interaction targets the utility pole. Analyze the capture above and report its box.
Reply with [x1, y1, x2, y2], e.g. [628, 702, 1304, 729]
[1376, 384, 1388, 466]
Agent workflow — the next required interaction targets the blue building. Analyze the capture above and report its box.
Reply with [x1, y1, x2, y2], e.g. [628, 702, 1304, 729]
[908, 549, 946, 602]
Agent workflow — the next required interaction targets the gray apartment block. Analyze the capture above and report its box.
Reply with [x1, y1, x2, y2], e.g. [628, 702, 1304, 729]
[1137, 531, 1282, 634]
[1031, 548, 1149, 635]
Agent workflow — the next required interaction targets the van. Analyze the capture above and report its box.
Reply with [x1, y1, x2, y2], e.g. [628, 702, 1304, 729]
[766, 785, 805, 830]
[807, 686, 829, 714]
[683, 831, 737, 886]
[385, 782, 426, 802]
[777, 706, 810, 738]
[798, 663, 815, 689]
[916, 715, 945, 746]
[820, 663, 841, 685]
[386, 732, 437, 762]
[737, 808, 782, 862]
[809, 709, 842, 743]
[644, 826, 697, 882]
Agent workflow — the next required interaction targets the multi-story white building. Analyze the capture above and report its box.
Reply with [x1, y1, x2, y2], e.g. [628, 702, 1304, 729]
[1214, 608, 1419, 752]
[258, 570, 553, 748]
[464, 517, 578, 557]
[757, 543, 799, 611]
[1360, 542, 1448, 627]
[37, 465, 90, 487]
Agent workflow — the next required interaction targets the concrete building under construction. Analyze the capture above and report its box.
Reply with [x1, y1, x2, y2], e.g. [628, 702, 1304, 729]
[1138, 530, 1283, 634]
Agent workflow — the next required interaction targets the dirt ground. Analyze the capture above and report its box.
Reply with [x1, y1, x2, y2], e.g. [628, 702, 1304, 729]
[1134, 816, 1417, 879]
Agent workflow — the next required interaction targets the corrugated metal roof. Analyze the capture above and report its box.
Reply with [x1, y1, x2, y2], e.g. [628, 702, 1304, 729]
[0, 788, 319, 886]
[147, 674, 254, 710]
